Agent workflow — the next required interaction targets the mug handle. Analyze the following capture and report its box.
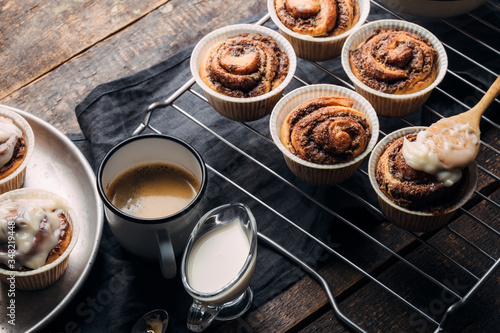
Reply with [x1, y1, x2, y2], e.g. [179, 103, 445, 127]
[156, 229, 177, 279]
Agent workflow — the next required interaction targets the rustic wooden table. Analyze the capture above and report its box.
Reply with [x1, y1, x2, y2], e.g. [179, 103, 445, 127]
[1, 0, 499, 332]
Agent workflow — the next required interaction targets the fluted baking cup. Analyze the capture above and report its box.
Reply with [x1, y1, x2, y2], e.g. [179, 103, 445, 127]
[270, 84, 379, 185]
[0, 109, 34, 194]
[191, 24, 297, 122]
[0, 189, 78, 290]
[368, 127, 477, 232]
[268, 0, 370, 62]
[341, 20, 448, 117]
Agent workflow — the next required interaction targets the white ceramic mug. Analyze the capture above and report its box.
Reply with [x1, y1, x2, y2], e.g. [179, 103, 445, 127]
[97, 134, 207, 279]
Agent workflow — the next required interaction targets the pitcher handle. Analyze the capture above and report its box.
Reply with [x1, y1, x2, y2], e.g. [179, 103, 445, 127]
[187, 299, 221, 332]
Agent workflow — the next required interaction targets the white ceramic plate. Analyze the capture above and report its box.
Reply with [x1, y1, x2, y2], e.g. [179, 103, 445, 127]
[0, 105, 104, 333]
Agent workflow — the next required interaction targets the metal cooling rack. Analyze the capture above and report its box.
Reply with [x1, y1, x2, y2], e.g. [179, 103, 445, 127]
[133, 2, 500, 332]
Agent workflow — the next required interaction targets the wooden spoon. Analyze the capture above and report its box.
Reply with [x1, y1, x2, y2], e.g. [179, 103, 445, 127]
[409, 75, 500, 171]
[445, 74, 500, 135]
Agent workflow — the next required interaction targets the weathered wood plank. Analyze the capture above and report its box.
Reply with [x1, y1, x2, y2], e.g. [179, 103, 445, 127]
[0, 0, 268, 133]
[0, 0, 172, 100]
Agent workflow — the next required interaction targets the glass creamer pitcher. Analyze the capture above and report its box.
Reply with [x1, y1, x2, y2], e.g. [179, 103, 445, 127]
[181, 203, 257, 332]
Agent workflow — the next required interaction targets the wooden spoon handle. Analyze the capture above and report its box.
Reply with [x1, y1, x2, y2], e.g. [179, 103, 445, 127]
[450, 75, 500, 131]
[474, 74, 500, 114]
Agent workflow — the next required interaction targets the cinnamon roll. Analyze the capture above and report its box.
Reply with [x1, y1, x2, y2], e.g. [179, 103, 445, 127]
[376, 132, 467, 213]
[0, 197, 72, 271]
[0, 116, 27, 179]
[274, 0, 360, 37]
[349, 28, 438, 94]
[280, 96, 371, 164]
[200, 33, 290, 98]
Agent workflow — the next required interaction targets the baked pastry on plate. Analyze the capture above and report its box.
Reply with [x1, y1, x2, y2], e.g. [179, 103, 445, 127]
[0, 109, 34, 194]
[0, 189, 78, 290]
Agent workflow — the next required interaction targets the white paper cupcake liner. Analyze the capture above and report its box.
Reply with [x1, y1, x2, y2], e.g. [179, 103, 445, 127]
[270, 84, 379, 185]
[0, 109, 34, 194]
[0, 188, 78, 290]
[191, 24, 297, 122]
[341, 19, 448, 117]
[268, 0, 370, 62]
[368, 127, 478, 232]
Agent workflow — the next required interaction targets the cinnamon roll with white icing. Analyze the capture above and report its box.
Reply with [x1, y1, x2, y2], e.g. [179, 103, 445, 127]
[375, 132, 468, 213]
[0, 196, 73, 271]
[0, 116, 27, 180]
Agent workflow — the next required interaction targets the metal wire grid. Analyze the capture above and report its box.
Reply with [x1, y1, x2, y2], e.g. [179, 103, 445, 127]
[133, 2, 500, 332]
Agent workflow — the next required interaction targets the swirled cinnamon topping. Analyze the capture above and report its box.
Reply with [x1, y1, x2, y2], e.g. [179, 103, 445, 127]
[349, 28, 439, 94]
[200, 33, 290, 98]
[0, 198, 72, 271]
[376, 133, 467, 213]
[280, 96, 371, 164]
[274, 0, 360, 37]
[0, 116, 27, 179]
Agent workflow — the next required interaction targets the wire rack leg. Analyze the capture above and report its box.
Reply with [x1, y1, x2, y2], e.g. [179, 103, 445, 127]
[258, 232, 367, 333]
[436, 258, 500, 332]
